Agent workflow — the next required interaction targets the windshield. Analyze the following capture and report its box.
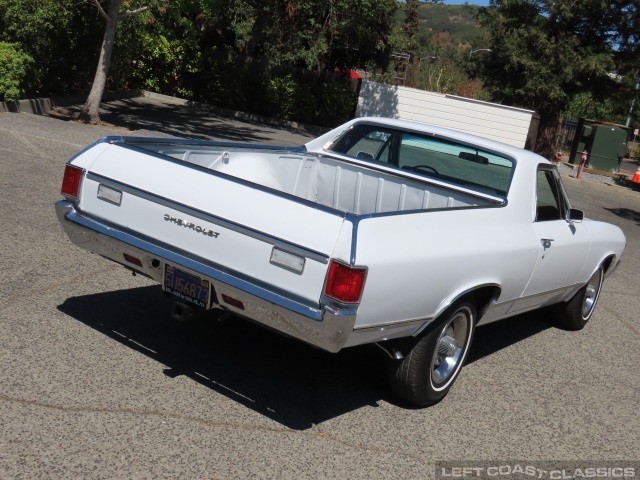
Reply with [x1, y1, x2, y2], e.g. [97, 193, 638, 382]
[327, 124, 514, 197]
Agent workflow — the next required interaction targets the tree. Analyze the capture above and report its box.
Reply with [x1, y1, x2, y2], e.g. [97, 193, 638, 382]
[563, 92, 617, 122]
[402, 0, 421, 61]
[473, 0, 635, 159]
[410, 33, 468, 94]
[81, 0, 168, 124]
[220, 0, 399, 72]
[0, 0, 102, 96]
[612, 2, 640, 128]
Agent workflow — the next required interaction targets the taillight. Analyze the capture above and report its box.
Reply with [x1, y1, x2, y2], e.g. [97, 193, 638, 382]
[61, 164, 83, 199]
[324, 261, 367, 304]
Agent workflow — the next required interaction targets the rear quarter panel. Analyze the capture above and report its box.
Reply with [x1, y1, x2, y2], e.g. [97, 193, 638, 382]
[352, 205, 540, 329]
[580, 219, 626, 279]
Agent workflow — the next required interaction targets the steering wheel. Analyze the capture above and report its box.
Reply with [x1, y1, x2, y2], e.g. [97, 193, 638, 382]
[403, 165, 439, 175]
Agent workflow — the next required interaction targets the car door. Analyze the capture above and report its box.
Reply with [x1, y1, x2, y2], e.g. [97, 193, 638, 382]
[513, 165, 590, 312]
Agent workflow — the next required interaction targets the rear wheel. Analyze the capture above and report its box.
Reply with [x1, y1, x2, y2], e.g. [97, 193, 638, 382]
[554, 265, 604, 331]
[389, 300, 475, 407]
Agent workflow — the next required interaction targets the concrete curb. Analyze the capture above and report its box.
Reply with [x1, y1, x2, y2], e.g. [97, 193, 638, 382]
[0, 90, 143, 115]
[561, 161, 633, 179]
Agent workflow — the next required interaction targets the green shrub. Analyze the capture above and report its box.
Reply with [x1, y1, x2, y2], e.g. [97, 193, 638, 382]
[194, 55, 357, 127]
[293, 82, 318, 123]
[201, 56, 266, 113]
[265, 74, 297, 119]
[0, 42, 34, 102]
[632, 144, 640, 164]
[315, 80, 358, 126]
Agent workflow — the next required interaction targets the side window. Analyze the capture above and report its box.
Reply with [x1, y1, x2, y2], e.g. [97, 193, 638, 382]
[331, 128, 392, 164]
[536, 168, 564, 222]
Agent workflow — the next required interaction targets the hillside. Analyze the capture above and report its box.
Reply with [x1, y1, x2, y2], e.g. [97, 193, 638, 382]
[417, 3, 487, 47]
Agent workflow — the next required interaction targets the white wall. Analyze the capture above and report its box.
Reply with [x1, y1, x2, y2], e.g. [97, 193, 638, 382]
[356, 80, 535, 148]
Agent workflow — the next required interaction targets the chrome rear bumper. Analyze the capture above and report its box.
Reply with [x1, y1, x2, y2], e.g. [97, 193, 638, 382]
[55, 200, 356, 352]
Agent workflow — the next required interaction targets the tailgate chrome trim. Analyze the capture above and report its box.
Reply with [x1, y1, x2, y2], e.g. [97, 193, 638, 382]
[85, 172, 330, 265]
[55, 200, 355, 353]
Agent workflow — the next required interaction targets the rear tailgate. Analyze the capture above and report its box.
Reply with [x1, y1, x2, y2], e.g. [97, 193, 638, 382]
[76, 143, 348, 304]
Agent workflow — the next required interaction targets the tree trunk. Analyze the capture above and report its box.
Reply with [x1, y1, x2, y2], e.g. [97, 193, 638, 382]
[534, 102, 562, 160]
[80, 0, 123, 124]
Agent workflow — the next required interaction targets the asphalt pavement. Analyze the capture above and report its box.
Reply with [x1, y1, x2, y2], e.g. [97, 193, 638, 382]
[1, 99, 639, 479]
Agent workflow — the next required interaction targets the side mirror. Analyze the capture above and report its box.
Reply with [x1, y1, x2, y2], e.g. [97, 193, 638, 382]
[567, 208, 584, 223]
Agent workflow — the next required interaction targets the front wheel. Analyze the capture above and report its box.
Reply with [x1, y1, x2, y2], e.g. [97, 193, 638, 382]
[554, 265, 604, 331]
[389, 300, 476, 407]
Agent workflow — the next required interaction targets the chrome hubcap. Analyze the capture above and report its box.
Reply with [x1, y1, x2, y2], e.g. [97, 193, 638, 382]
[431, 311, 469, 386]
[582, 268, 602, 319]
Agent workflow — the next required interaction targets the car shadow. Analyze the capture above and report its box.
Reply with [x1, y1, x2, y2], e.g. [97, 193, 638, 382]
[58, 285, 390, 430]
[58, 286, 554, 427]
[466, 311, 554, 365]
[604, 207, 640, 227]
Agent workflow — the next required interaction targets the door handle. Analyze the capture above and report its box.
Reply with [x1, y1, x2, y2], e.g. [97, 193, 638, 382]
[541, 238, 554, 250]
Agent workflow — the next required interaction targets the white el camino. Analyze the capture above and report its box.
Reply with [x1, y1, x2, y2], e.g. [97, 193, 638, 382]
[55, 117, 626, 406]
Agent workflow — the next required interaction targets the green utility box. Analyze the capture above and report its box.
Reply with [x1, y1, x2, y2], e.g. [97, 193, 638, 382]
[569, 118, 629, 173]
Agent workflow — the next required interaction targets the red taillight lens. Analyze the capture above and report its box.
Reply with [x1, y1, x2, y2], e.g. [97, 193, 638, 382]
[324, 261, 367, 304]
[61, 165, 83, 198]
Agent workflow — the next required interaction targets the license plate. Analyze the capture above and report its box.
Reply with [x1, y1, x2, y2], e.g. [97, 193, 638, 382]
[164, 264, 210, 308]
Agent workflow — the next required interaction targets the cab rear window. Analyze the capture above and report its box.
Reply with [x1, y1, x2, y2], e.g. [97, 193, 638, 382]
[328, 124, 514, 197]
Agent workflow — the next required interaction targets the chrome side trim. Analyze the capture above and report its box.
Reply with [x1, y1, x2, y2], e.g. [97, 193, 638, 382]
[115, 136, 308, 153]
[345, 213, 362, 265]
[55, 200, 356, 353]
[354, 316, 432, 333]
[86, 172, 330, 265]
[520, 284, 577, 301]
[488, 299, 513, 310]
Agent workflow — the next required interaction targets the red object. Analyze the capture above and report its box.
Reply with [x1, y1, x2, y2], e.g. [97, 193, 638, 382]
[336, 69, 362, 79]
[576, 149, 588, 180]
[123, 253, 143, 267]
[222, 294, 245, 310]
[61, 164, 83, 198]
[324, 261, 367, 304]
[632, 166, 640, 184]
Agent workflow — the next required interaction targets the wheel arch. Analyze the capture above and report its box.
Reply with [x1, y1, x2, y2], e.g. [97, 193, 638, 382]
[413, 283, 502, 337]
[601, 254, 618, 278]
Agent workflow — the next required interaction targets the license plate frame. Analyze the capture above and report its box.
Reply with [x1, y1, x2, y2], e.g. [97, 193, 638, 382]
[163, 263, 210, 308]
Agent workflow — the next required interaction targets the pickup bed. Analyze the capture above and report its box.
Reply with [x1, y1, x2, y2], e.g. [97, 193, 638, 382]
[56, 117, 625, 406]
